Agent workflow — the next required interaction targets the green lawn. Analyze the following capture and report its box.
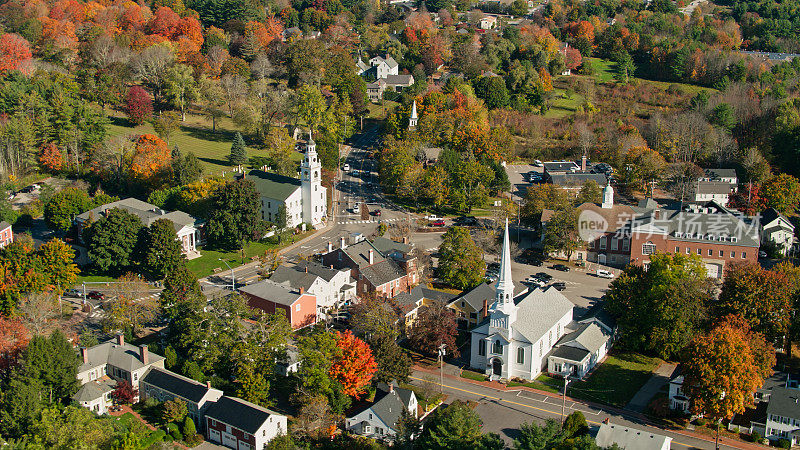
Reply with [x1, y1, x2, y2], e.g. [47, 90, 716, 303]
[107, 112, 303, 178]
[508, 374, 564, 394]
[568, 351, 661, 407]
[589, 58, 617, 84]
[186, 230, 314, 278]
[461, 369, 488, 382]
[545, 89, 586, 119]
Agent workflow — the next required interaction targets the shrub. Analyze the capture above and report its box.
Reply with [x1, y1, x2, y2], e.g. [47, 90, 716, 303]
[750, 431, 761, 443]
[166, 422, 183, 441]
[778, 438, 791, 449]
[694, 418, 707, 427]
[183, 417, 196, 437]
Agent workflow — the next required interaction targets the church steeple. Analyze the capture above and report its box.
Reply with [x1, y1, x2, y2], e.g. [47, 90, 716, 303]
[409, 100, 418, 129]
[495, 218, 514, 306]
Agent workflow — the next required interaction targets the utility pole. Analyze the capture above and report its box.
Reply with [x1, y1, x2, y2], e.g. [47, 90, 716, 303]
[438, 343, 447, 394]
[561, 377, 571, 424]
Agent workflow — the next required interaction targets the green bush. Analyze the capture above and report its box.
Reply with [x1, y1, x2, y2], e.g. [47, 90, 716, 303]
[694, 418, 707, 427]
[778, 438, 791, 449]
[140, 429, 167, 447]
[166, 423, 183, 441]
[183, 417, 196, 437]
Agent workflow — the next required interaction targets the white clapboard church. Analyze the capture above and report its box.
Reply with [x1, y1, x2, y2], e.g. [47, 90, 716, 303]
[470, 221, 574, 381]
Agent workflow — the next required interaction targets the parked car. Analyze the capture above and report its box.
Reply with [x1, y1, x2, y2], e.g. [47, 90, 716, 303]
[86, 291, 105, 300]
[535, 272, 552, 282]
[371, 209, 381, 216]
[64, 289, 84, 298]
[343, 163, 350, 171]
[18, 185, 37, 194]
[430, 219, 446, 227]
[597, 269, 614, 279]
[425, 214, 441, 221]
[352, 204, 360, 214]
[454, 216, 478, 226]
[552, 264, 570, 272]
[351, 170, 359, 177]
[759, 250, 768, 258]
[552, 282, 567, 291]
[6, 191, 13, 200]
[533, 160, 543, 167]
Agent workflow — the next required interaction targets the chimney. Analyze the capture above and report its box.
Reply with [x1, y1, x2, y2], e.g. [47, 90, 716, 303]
[327, 241, 333, 253]
[483, 299, 488, 317]
[206, 381, 212, 389]
[139, 345, 149, 364]
[115, 333, 124, 346]
[80, 347, 88, 364]
[340, 236, 346, 249]
[369, 249, 374, 265]
[581, 154, 587, 172]
[388, 383, 394, 393]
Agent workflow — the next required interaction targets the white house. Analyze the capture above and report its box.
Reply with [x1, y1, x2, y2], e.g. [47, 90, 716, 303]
[688, 180, 735, 204]
[367, 55, 399, 79]
[470, 221, 574, 381]
[764, 387, 800, 446]
[205, 396, 288, 450]
[244, 133, 327, 229]
[668, 374, 690, 413]
[547, 322, 612, 379]
[701, 168, 738, 186]
[75, 198, 203, 258]
[269, 261, 356, 320]
[346, 382, 418, 441]
[761, 208, 795, 256]
[479, 15, 498, 30]
[73, 334, 166, 414]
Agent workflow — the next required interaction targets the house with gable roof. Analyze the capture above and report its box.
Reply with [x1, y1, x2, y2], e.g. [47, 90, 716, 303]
[140, 367, 223, 431]
[395, 285, 457, 329]
[346, 382, 418, 441]
[447, 282, 528, 329]
[205, 396, 288, 450]
[268, 262, 356, 320]
[760, 207, 795, 256]
[239, 279, 318, 329]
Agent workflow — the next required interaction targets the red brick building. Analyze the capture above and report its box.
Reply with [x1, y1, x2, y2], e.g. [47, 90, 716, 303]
[239, 280, 317, 329]
[320, 237, 418, 298]
[0, 221, 13, 249]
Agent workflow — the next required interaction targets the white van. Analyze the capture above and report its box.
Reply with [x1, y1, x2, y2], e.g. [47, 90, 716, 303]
[597, 269, 614, 279]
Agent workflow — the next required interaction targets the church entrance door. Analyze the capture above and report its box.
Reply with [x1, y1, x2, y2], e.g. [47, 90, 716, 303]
[492, 358, 502, 376]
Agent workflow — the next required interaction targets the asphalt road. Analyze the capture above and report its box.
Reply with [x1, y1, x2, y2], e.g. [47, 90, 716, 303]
[410, 369, 743, 449]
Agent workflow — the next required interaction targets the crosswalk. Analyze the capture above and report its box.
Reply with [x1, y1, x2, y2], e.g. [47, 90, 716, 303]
[335, 217, 404, 225]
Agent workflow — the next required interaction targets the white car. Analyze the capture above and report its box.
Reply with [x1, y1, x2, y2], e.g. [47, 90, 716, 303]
[597, 269, 614, 279]
[343, 163, 350, 171]
[425, 214, 440, 221]
[352, 204, 360, 214]
[533, 160, 544, 167]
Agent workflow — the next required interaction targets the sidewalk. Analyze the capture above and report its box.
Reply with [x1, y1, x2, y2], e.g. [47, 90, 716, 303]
[625, 362, 677, 413]
[412, 364, 767, 450]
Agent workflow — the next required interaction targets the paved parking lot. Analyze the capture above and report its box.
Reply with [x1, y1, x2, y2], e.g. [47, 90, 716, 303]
[510, 260, 611, 312]
[505, 164, 540, 199]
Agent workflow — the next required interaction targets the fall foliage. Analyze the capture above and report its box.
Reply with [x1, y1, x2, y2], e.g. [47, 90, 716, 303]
[0, 317, 29, 372]
[0, 33, 32, 74]
[38, 143, 63, 172]
[329, 330, 377, 398]
[130, 134, 171, 186]
[125, 86, 154, 125]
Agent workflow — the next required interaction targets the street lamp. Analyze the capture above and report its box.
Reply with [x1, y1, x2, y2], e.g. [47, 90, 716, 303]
[438, 344, 447, 394]
[561, 376, 571, 424]
[218, 259, 235, 291]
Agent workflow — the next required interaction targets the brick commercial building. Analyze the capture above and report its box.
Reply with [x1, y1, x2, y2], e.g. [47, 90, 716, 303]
[545, 187, 760, 279]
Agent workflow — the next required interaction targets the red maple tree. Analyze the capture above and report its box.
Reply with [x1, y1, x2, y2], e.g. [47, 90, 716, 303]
[329, 330, 377, 398]
[124, 86, 153, 125]
[0, 33, 32, 74]
[39, 143, 63, 172]
[112, 380, 139, 404]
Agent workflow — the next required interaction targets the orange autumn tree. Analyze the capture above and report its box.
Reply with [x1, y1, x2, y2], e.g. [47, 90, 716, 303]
[39, 143, 63, 172]
[329, 330, 377, 398]
[683, 315, 774, 427]
[131, 134, 171, 186]
[0, 317, 29, 372]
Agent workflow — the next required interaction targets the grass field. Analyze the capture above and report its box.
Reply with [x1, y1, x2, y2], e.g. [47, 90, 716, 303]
[107, 112, 303, 178]
[507, 374, 564, 394]
[568, 351, 661, 407]
[587, 57, 714, 95]
[545, 88, 586, 119]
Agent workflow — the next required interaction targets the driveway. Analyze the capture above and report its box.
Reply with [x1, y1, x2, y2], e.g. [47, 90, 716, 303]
[625, 362, 678, 413]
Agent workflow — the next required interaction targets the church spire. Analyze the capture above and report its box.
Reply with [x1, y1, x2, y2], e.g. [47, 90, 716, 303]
[409, 100, 418, 129]
[495, 219, 514, 305]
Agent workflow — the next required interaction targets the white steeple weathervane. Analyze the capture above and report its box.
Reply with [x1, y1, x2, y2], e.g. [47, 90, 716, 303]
[409, 100, 418, 129]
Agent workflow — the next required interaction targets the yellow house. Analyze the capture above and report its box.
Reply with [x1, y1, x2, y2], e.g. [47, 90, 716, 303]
[395, 286, 457, 330]
[447, 282, 529, 329]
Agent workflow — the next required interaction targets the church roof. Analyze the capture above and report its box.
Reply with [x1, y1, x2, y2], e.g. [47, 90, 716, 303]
[245, 170, 301, 201]
[509, 287, 574, 344]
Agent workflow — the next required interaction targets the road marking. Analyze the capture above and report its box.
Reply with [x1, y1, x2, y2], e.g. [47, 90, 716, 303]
[409, 376, 710, 449]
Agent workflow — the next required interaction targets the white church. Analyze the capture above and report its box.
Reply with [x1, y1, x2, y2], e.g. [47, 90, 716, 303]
[241, 132, 327, 229]
[470, 221, 576, 381]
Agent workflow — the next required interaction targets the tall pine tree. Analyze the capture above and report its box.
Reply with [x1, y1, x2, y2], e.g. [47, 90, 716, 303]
[228, 132, 248, 166]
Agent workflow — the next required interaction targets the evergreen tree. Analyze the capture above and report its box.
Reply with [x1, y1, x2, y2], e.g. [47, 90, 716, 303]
[143, 218, 185, 280]
[228, 132, 248, 166]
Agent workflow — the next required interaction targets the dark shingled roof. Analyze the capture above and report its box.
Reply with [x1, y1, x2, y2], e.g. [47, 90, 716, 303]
[350, 383, 415, 432]
[142, 367, 211, 403]
[767, 387, 800, 421]
[371, 236, 412, 256]
[269, 264, 320, 291]
[296, 260, 342, 282]
[360, 259, 406, 287]
[549, 345, 590, 363]
[244, 169, 301, 201]
[205, 396, 277, 434]
[395, 285, 456, 309]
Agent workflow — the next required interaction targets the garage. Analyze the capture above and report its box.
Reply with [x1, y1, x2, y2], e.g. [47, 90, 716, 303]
[208, 429, 221, 444]
[222, 432, 238, 448]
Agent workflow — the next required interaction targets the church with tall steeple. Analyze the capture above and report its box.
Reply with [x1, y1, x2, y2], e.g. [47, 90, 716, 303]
[241, 132, 327, 229]
[469, 220, 575, 381]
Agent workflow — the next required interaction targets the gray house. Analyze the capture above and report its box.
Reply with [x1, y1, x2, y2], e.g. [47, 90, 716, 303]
[346, 382, 418, 441]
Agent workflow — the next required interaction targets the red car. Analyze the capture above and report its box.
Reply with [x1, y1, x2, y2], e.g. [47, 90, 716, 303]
[87, 291, 105, 300]
[371, 209, 381, 216]
[431, 219, 446, 227]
